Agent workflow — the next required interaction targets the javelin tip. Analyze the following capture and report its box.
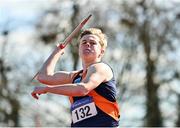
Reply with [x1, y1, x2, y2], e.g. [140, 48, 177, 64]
[87, 14, 92, 20]
[81, 14, 92, 25]
[88, 14, 92, 18]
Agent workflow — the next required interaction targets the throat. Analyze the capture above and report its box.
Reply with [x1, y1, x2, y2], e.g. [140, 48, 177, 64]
[82, 60, 101, 69]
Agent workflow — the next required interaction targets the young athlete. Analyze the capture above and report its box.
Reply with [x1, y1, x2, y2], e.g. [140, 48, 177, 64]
[31, 28, 120, 127]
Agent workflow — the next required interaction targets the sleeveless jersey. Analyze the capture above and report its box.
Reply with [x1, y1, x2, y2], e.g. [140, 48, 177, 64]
[70, 64, 120, 127]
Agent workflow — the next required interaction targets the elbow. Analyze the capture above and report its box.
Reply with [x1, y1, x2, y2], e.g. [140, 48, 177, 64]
[78, 84, 90, 96]
[37, 74, 44, 82]
[37, 73, 51, 85]
[79, 90, 89, 96]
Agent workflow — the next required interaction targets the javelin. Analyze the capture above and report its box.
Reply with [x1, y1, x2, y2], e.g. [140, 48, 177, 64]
[31, 14, 92, 82]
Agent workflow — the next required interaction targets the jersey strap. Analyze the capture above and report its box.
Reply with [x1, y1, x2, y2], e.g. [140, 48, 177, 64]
[69, 70, 83, 104]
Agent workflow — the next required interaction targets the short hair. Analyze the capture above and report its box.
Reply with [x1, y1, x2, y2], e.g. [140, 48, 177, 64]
[78, 28, 107, 50]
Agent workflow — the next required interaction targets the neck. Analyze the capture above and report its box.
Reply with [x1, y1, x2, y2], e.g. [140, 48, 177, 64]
[82, 59, 101, 70]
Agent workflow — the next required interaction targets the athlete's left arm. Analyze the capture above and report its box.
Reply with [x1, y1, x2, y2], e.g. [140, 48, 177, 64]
[31, 63, 113, 99]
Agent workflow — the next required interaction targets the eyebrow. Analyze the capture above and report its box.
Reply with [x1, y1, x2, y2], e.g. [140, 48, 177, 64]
[81, 39, 97, 42]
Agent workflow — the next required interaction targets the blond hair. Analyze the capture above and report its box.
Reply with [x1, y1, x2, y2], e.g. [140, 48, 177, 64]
[78, 28, 107, 50]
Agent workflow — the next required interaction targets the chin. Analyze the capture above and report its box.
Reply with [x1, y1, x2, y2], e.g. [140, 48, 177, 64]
[82, 55, 96, 61]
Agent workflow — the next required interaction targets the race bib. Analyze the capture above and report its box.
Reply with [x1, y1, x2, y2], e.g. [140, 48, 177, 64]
[71, 97, 97, 123]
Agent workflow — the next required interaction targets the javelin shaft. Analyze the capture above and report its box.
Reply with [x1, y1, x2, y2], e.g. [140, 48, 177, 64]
[31, 14, 92, 82]
[62, 14, 92, 47]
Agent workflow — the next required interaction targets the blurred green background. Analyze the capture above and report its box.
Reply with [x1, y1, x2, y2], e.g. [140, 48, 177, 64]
[0, 0, 180, 127]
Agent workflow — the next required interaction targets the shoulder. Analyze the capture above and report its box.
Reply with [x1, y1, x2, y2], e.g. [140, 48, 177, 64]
[89, 62, 112, 72]
[88, 62, 113, 81]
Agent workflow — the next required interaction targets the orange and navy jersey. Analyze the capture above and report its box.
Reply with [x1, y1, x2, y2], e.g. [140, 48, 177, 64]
[69, 64, 120, 127]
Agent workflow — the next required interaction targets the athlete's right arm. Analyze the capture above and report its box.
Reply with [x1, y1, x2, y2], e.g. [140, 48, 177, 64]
[37, 45, 76, 85]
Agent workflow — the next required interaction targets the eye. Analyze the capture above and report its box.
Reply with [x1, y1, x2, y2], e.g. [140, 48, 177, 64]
[81, 41, 87, 44]
[90, 41, 97, 45]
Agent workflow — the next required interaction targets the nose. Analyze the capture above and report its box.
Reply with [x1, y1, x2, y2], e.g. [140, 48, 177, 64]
[85, 42, 90, 47]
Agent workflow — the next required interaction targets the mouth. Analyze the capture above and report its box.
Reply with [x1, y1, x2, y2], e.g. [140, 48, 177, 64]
[83, 49, 92, 53]
[84, 48, 91, 51]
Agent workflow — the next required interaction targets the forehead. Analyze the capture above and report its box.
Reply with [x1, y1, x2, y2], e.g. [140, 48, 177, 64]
[80, 34, 100, 42]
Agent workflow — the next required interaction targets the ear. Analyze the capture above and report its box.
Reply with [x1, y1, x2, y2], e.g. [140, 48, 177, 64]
[101, 49, 105, 55]
[98, 49, 105, 58]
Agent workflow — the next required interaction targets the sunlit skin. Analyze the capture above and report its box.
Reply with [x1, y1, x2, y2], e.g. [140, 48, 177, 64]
[79, 34, 105, 71]
[31, 34, 112, 100]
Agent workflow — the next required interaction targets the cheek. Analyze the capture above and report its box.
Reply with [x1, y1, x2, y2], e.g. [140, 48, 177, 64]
[95, 45, 102, 53]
